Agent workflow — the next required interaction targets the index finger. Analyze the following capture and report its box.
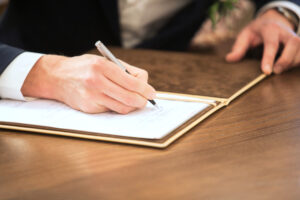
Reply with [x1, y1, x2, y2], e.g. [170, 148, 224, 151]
[119, 60, 149, 81]
[101, 60, 156, 100]
[261, 29, 279, 75]
[226, 28, 253, 62]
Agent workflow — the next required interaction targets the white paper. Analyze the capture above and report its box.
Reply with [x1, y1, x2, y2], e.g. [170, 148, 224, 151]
[0, 93, 214, 139]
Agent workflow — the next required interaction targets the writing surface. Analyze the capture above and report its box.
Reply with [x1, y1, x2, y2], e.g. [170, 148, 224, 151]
[0, 93, 214, 139]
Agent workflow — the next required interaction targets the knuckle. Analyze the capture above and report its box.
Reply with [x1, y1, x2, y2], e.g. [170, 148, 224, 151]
[88, 56, 106, 73]
[140, 69, 148, 78]
[82, 54, 95, 60]
[88, 56, 98, 67]
[83, 69, 97, 86]
[83, 72, 107, 91]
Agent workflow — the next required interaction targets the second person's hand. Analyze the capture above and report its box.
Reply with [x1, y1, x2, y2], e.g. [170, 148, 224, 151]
[226, 9, 300, 74]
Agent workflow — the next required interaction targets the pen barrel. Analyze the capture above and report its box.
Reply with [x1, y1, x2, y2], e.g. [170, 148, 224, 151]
[95, 41, 127, 71]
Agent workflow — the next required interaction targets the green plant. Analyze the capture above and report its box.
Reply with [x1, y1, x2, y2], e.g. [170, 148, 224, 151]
[209, 0, 238, 28]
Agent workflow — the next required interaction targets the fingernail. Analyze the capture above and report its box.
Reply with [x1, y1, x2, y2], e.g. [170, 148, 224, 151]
[264, 64, 272, 75]
[226, 53, 235, 61]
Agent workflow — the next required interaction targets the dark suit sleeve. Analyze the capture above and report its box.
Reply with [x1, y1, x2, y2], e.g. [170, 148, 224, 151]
[0, 42, 24, 75]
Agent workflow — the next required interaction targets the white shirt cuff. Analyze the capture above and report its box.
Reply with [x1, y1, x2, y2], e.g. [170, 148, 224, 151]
[257, 1, 300, 35]
[0, 52, 44, 101]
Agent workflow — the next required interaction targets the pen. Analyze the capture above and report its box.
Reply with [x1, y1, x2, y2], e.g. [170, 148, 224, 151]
[95, 40, 158, 108]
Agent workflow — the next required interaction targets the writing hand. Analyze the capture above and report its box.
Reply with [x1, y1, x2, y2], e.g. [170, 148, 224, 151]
[21, 54, 156, 114]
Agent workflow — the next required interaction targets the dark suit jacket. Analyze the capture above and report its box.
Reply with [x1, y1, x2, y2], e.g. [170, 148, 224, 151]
[0, 0, 298, 75]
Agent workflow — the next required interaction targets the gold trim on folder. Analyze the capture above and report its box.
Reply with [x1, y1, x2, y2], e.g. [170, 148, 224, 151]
[225, 74, 267, 105]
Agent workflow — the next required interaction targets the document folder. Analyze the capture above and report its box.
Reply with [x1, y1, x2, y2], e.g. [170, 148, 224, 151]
[0, 48, 267, 148]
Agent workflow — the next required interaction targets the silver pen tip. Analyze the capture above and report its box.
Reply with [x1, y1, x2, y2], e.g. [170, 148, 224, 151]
[154, 104, 161, 110]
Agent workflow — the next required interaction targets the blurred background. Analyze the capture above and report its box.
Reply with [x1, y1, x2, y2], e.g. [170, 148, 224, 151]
[0, 0, 255, 51]
[0, 0, 7, 15]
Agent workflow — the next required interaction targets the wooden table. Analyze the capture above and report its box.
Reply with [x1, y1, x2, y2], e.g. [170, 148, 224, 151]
[1, 47, 300, 200]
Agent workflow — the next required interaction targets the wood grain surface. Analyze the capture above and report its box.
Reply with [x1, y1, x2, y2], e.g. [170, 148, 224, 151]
[1, 47, 300, 200]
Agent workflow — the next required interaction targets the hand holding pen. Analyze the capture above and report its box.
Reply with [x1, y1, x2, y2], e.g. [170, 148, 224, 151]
[22, 43, 156, 114]
[95, 41, 158, 108]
